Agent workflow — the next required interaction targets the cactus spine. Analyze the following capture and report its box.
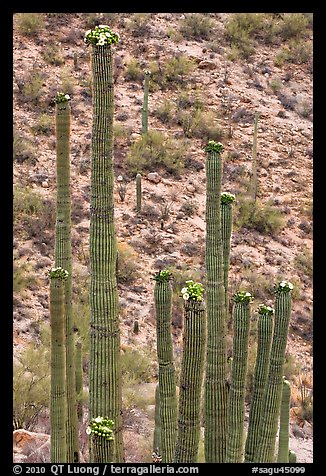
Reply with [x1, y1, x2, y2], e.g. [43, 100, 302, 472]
[75, 340, 83, 423]
[226, 291, 253, 462]
[154, 270, 178, 463]
[141, 70, 150, 135]
[245, 304, 274, 462]
[174, 282, 206, 463]
[221, 192, 236, 323]
[277, 377, 291, 463]
[49, 267, 68, 463]
[136, 173, 142, 213]
[54, 92, 79, 462]
[85, 26, 124, 463]
[204, 141, 228, 463]
[255, 281, 293, 463]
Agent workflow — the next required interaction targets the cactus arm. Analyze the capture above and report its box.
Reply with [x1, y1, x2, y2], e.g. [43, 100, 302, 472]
[221, 192, 236, 324]
[245, 305, 274, 462]
[254, 281, 293, 463]
[226, 292, 253, 462]
[174, 297, 206, 463]
[277, 378, 291, 463]
[154, 270, 178, 462]
[288, 450, 297, 463]
[49, 268, 68, 463]
[204, 141, 228, 463]
[54, 93, 79, 462]
[86, 26, 124, 463]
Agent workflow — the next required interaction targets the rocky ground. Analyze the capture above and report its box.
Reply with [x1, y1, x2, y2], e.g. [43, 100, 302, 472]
[13, 13, 313, 463]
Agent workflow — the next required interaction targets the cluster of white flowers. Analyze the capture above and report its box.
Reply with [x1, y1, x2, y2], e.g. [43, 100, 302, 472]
[234, 290, 254, 303]
[84, 25, 120, 46]
[49, 266, 69, 280]
[221, 191, 236, 205]
[181, 280, 204, 302]
[257, 303, 274, 316]
[276, 280, 294, 294]
[86, 416, 114, 440]
[54, 92, 70, 104]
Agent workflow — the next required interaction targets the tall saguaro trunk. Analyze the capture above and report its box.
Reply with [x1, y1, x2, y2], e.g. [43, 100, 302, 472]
[277, 378, 291, 463]
[204, 141, 228, 463]
[226, 292, 253, 463]
[245, 305, 274, 462]
[154, 271, 178, 462]
[255, 281, 293, 463]
[54, 94, 79, 462]
[174, 299, 206, 463]
[49, 268, 69, 463]
[86, 27, 124, 463]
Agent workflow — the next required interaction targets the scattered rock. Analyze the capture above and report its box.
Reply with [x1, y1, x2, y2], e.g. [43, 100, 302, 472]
[186, 184, 196, 193]
[41, 181, 49, 188]
[147, 172, 161, 184]
[198, 60, 216, 70]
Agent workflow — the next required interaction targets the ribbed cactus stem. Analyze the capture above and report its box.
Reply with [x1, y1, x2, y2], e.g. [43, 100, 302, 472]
[75, 340, 83, 423]
[289, 450, 297, 463]
[54, 93, 79, 463]
[49, 268, 68, 463]
[204, 141, 228, 463]
[136, 173, 142, 213]
[277, 378, 291, 463]
[226, 292, 253, 463]
[154, 270, 178, 463]
[245, 305, 274, 463]
[153, 383, 161, 455]
[141, 70, 150, 135]
[255, 281, 293, 463]
[174, 298, 206, 463]
[86, 26, 124, 462]
[221, 192, 236, 324]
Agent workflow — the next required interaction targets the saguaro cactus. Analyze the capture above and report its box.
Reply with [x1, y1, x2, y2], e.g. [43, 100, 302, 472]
[204, 141, 228, 463]
[141, 70, 150, 135]
[153, 383, 162, 457]
[49, 267, 69, 463]
[153, 269, 178, 463]
[277, 377, 291, 463]
[54, 92, 79, 462]
[136, 173, 142, 212]
[75, 340, 83, 423]
[174, 281, 206, 463]
[289, 450, 297, 463]
[245, 304, 274, 463]
[255, 281, 293, 463]
[220, 192, 236, 323]
[226, 291, 253, 463]
[84, 25, 124, 462]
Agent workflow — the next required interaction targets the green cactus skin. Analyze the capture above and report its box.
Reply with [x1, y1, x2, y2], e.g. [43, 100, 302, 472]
[136, 173, 142, 213]
[220, 193, 236, 324]
[133, 319, 139, 335]
[245, 307, 274, 462]
[55, 97, 79, 463]
[288, 450, 297, 463]
[141, 70, 150, 135]
[75, 340, 83, 423]
[154, 276, 178, 462]
[153, 383, 162, 455]
[226, 295, 252, 462]
[277, 378, 291, 463]
[204, 142, 228, 463]
[254, 284, 293, 463]
[251, 111, 259, 202]
[50, 272, 68, 463]
[174, 299, 206, 463]
[88, 42, 124, 462]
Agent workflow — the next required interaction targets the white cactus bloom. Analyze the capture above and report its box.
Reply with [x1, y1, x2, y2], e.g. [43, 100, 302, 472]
[181, 287, 188, 294]
[183, 293, 189, 301]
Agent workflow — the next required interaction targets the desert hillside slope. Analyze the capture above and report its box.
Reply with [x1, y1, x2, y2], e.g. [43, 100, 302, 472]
[13, 13, 313, 463]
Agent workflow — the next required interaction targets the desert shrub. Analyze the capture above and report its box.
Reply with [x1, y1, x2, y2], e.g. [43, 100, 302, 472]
[15, 13, 44, 37]
[41, 43, 65, 65]
[154, 100, 175, 124]
[117, 242, 140, 285]
[225, 13, 264, 59]
[293, 246, 313, 278]
[127, 13, 151, 37]
[60, 68, 75, 95]
[295, 97, 313, 119]
[277, 13, 310, 40]
[283, 353, 301, 381]
[179, 13, 214, 40]
[31, 113, 53, 135]
[274, 40, 312, 66]
[13, 261, 40, 294]
[124, 59, 143, 82]
[126, 130, 188, 176]
[177, 89, 204, 111]
[149, 55, 195, 91]
[121, 347, 156, 385]
[177, 109, 224, 141]
[235, 196, 285, 236]
[13, 131, 37, 163]
[17, 69, 45, 104]
[13, 330, 50, 430]
[179, 200, 198, 217]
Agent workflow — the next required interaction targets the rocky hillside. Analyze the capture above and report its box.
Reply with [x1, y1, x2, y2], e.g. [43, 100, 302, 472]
[13, 13, 313, 462]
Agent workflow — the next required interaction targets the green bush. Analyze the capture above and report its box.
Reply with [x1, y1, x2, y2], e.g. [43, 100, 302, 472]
[235, 196, 285, 236]
[149, 55, 195, 90]
[278, 13, 310, 40]
[154, 100, 175, 124]
[13, 131, 37, 163]
[18, 69, 45, 104]
[274, 40, 312, 66]
[179, 13, 214, 40]
[126, 130, 188, 176]
[121, 348, 156, 385]
[294, 246, 313, 278]
[225, 13, 264, 59]
[177, 109, 224, 141]
[31, 113, 53, 135]
[16, 13, 44, 37]
[117, 242, 140, 285]
[41, 43, 65, 65]
[13, 261, 40, 294]
[124, 59, 143, 82]
[127, 13, 151, 37]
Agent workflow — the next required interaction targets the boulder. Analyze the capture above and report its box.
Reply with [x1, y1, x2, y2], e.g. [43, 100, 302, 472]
[147, 172, 161, 184]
